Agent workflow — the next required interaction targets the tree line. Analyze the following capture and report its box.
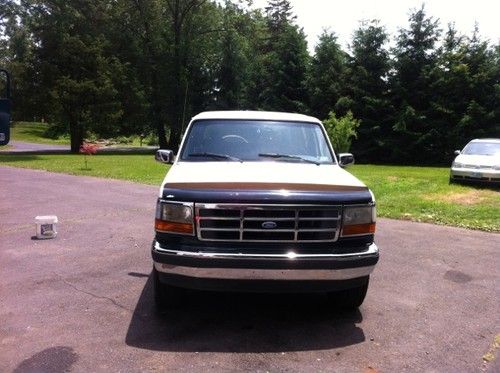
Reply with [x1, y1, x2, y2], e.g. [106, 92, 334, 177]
[1, 0, 498, 164]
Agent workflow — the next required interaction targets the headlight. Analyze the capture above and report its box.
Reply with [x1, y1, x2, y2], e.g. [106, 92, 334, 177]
[341, 205, 376, 236]
[452, 161, 463, 168]
[155, 201, 194, 235]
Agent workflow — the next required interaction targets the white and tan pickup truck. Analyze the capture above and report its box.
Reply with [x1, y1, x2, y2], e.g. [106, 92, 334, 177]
[152, 111, 379, 310]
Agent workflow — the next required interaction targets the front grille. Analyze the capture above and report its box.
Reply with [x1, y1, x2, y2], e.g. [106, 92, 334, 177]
[196, 204, 341, 242]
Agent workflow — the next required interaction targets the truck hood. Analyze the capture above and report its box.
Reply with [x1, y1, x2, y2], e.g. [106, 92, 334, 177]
[160, 161, 367, 195]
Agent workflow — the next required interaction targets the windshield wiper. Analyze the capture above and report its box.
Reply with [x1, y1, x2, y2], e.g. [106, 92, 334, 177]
[188, 152, 242, 162]
[258, 153, 320, 165]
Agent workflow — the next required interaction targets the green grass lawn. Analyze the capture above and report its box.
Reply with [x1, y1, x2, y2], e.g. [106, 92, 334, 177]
[7, 121, 156, 147]
[349, 165, 499, 232]
[0, 154, 167, 185]
[0, 154, 498, 232]
[10, 122, 70, 145]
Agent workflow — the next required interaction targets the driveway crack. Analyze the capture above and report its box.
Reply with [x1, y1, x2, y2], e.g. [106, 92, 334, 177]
[58, 275, 133, 313]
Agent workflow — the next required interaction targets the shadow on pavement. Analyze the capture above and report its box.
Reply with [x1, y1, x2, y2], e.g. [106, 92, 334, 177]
[14, 346, 78, 373]
[125, 274, 365, 353]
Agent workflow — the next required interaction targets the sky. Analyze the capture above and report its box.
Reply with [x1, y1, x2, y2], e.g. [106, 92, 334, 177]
[251, 0, 500, 52]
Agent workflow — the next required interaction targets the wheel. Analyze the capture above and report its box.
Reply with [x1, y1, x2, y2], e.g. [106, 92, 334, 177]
[326, 276, 369, 310]
[153, 266, 184, 312]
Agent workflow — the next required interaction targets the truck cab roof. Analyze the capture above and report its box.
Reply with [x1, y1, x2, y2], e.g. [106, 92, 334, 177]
[191, 110, 321, 124]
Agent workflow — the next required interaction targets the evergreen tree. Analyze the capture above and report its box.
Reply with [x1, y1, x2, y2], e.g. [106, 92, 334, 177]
[24, 0, 122, 152]
[0, 1, 38, 120]
[214, 2, 250, 109]
[121, 0, 171, 149]
[427, 24, 469, 157]
[457, 26, 499, 142]
[256, 0, 309, 112]
[104, 0, 151, 140]
[264, 0, 295, 32]
[347, 20, 392, 162]
[2, 1, 497, 162]
[243, 10, 269, 109]
[428, 24, 499, 161]
[306, 31, 348, 120]
[164, 0, 214, 150]
[390, 5, 441, 163]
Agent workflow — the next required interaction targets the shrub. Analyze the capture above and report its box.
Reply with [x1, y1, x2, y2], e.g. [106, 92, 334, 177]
[323, 111, 361, 153]
[145, 133, 159, 146]
[79, 142, 99, 169]
[114, 135, 133, 144]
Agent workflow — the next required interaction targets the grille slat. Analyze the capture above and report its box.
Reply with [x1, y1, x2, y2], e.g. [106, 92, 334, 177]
[196, 204, 341, 242]
[244, 217, 296, 221]
[200, 228, 240, 231]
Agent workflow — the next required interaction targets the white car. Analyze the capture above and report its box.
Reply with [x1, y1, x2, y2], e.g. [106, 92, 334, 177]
[450, 138, 500, 184]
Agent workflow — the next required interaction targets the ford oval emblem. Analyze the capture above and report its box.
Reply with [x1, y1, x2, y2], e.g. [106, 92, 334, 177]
[262, 221, 277, 229]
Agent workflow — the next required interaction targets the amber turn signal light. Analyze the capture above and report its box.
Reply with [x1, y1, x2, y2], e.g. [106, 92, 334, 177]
[155, 219, 193, 234]
[341, 223, 376, 236]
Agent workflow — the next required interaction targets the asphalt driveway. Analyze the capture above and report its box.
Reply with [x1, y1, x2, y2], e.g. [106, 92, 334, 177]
[0, 166, 498, 372]
[0, 141, 156, 154]
[3, 141, 70, 152]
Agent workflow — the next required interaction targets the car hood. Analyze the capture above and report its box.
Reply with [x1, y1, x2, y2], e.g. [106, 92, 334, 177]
[454, 154, 499, 167]
[160, 161, 367, 195]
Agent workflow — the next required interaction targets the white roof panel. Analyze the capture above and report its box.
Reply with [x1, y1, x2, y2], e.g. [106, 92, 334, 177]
[191, 110, 321, 123]
[470, 138, 500, 143]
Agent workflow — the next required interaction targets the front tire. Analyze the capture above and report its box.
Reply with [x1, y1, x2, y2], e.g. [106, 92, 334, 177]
[153, 266, 184, 312]
[326, 276, 369, 310]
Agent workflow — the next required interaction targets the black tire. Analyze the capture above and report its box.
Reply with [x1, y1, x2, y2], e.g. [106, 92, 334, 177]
[326, 276, 369, 310]
[153, 266, 184, 312]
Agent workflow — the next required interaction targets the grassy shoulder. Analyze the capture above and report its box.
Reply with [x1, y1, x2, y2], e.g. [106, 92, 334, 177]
[8, 121, 157, 147]
[10, 122, 70, 145]
[349, 165, 499, 232]
[0, 154, 498, 232]
[0, 153, 167, 185]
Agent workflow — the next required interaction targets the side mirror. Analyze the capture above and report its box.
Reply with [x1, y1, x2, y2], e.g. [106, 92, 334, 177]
[454, 150, 461, 156]
[155, 149, 174, 164]
[339, 153, 355, 167]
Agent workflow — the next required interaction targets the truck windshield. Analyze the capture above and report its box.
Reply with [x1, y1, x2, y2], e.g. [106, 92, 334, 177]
[180, 120, 335, 164]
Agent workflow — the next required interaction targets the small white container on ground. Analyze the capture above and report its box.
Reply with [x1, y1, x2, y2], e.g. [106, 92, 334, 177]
[35, 215, 58, 239]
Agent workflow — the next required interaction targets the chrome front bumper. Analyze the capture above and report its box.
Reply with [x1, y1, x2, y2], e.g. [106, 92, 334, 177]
[451, 167, 500, 182]
[152, 241, 378, 281]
